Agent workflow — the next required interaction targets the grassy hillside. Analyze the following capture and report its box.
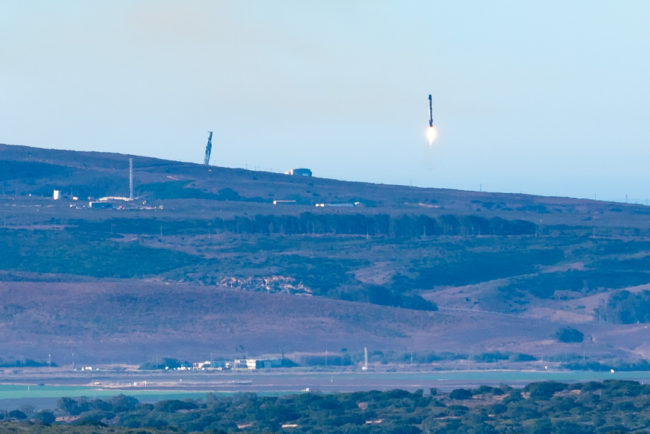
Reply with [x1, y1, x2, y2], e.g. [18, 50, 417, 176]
[2, 143, 650, 363]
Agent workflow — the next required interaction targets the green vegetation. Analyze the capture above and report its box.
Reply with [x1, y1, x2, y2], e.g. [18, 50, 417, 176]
[137, 351, 545, 369]
[0, 160, 71, 181]
[365, 285, 437, 311]
[503, 270, 650, 299]
[6, 155, 650, 320]
[351, 350, 537, 365]
[0, 229, 200, 278]
[3, 380, 650, 432]
[555, 327, 584, 343]
[69, 213, 536, 237]
[392, 248, 563, 290]
[136, 181, 262, 202]
[138, 358, 191, 371]
[603, 290, 650, 324]
[5, 211, 650, 316]
[563, 359, 650, 371]
[6, 197, 644, 315]
[0, 358, 53, 368]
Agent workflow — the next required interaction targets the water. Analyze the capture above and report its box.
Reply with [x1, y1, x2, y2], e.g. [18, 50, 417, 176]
[0, 384, 212, 401]
[1, 370, 649, 410]
[0, 385, 223, 411]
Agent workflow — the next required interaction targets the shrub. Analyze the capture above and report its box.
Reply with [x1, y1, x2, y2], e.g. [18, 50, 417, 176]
[33, 410, 55, 425]
[525, 382, 567, 400]
[450, 388, 473, 400]
[109, 395, 139, 412]
[7, 410, 26, 420]
[155, 399, 198, 413]
[555, 327, 584, 343]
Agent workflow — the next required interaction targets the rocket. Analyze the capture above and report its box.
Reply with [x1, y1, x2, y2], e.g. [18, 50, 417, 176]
[425, 94, 438, 144]
[204, 131, 213, 166]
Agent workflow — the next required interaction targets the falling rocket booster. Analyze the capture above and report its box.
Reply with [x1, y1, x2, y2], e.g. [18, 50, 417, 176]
[425, 94, 438, 145]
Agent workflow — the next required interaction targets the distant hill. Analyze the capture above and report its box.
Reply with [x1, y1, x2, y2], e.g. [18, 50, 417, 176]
[2, 143, 650, 365]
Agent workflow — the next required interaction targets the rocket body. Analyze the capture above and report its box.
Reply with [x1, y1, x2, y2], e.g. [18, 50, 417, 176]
[204, 131, 213, 166]
[425, 94, 438, 145]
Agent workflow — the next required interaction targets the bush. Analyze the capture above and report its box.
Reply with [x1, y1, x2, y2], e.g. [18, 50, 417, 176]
[449, 388, 473, 400]
[511, 353, 537, 362]
[14, 381, 650, 432]
[473, 352, 509, 363]
[367, 286, 437, 311]
[555, 327, 584, 343]
[155, 399, 198, 413]
[33, 410, 55, 425]
[109, 395, 139, 412]
[525, 382, 567, 400]
[603, 290, 650, 323]
[139, 358, 189, 370]
[7, 410, 26, 420]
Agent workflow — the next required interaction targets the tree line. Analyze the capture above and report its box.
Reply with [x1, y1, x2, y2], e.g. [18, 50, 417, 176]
[209, 213, 536, 237]
[3, 380, 650, 433]
[72, 213, 536, 237]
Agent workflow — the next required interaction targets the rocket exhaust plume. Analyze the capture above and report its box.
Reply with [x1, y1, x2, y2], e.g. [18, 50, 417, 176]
[426, 125, 438, 145]
[426, 94, 438, 145]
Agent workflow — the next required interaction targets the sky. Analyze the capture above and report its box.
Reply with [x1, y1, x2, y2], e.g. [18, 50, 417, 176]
[1, 1, 650, 202]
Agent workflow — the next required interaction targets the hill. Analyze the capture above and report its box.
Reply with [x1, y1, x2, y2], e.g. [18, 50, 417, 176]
[2, 143, 650, 365]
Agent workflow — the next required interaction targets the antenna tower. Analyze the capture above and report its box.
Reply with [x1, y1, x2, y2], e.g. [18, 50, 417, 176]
[129, 158, 134, 200]
[204, 131, 213, 165]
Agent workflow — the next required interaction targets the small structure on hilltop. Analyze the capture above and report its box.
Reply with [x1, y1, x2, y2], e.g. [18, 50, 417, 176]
[315, 202, 360, 208]
[285, 168, 312, 177]
[233, 359, 259, 370]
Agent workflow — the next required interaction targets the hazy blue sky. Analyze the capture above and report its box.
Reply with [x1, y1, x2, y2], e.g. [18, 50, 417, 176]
[2, 1, 650, 201]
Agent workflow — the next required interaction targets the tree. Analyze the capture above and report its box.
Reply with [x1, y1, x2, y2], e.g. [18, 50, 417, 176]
[450, 388, 473, 400]
[109, 394, 139, 412]
[555, 327, 584, 343]
[8, 410, 26, 420]
[525, 382, 567, 400]
[33, 410, 55, 425]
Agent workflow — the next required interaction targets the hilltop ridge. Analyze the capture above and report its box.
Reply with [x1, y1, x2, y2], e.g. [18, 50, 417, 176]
[2, 143, 650, 366]
[2, 143, 648, 222]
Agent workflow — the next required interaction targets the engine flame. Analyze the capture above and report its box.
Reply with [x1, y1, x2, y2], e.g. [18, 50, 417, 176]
[426, 126, 438, 145]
